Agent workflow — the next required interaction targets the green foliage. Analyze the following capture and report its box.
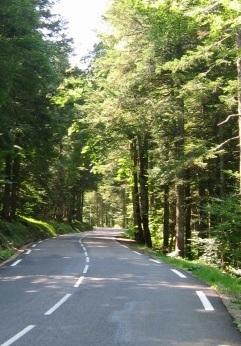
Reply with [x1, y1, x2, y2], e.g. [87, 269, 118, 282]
[206, 196, 241, 268]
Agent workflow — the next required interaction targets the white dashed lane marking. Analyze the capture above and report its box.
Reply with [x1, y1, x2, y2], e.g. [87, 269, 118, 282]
[44, 294, 72, 316]
[171, 269, 187, 278]
[149, 259, 160, 264]
[74, 276, 84, 288]
[25, 250, 32, 255]
[0, 325, 36, 346]
[10, 259, 22, 267]
[83, 265, 89, 274]
[133, 251, 142, 256]
[196, 291, 214, 311]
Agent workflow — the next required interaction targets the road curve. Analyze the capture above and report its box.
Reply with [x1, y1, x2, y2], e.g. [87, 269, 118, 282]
[0, 228, 240, 346]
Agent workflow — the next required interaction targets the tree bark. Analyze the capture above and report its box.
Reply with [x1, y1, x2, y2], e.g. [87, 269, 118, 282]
[198, 179, 208, 238]
[10, 155, 20, 219]
[185, 176, 192, 259]
[76, 190, 84, 223]
[163, 184, 170, 252]
[1, 154, 12, 220]
[138, 134, 152, 247]
[130, 138, 144, 243]
[175, 108, 185, 257]
[122, 187, 127, 229]
[237, 28, 241, 195]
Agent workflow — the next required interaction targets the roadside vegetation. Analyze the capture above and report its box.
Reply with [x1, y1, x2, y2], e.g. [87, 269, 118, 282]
[0, 0, 95, 261]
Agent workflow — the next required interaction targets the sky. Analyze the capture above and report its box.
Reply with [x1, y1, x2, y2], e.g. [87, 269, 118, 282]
[53, 0, 111, 66]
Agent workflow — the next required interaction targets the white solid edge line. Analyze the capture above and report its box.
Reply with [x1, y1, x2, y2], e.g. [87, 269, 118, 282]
[0, 325, 36, 346]
[74, 276, 84, 288]
[44, 294, 72, 315]
[133, 251, 142, 256]
[171, 269, 187, 278]
[25, 250, 31, 255]
[196, 291, 215, 311]
[149, 259, 160, 264]
[11, 259, 22, 267]
[83, 265, 89, 274]
[86, 257, 90, 263]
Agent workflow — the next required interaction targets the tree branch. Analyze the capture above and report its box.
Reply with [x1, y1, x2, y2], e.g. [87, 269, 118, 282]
[218, 114, 238, 126]
[214, 136, 239, 151]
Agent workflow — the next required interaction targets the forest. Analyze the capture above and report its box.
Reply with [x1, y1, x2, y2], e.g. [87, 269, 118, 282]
[0, 0, 241, 272]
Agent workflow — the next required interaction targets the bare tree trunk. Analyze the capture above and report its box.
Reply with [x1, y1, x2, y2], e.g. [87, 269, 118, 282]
[175, 180, 185, 256]
[163, 185, 170, 252]
[68, 188, 76, 223]
[76, 190, 84, 223]
[198, 179, 208, 238]
[185, 175, 192, 259]
[122, 187, 127, 229]
[10, 155, 20, 219]
[169, 200, 176, 252]
[138, 134, 152, 248]
[1, 154, 12, 220]
[130, 138, 144, 243]
[80, 191, 84, 223]
[237, 28, 241, 195]
[175, 108, 185, 257]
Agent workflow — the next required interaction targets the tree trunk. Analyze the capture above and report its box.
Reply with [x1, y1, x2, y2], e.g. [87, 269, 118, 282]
[80, 191, 84, 223]
[237, 28, 241, 195]
[175, 180, 185, 256]
[169, 200, 176, 252]
[163, 185, 170, 252]
[175, 108, 185, 257]
[138, 134, 152, 247]
[10, 155, 20, 219]
[1, 154, 12, 220]
[198, 179, 208, 238]
[130, 138, 144, 243]
[76, 190, 84, 223]
[185, 176, 192, 259]
[122, 187, 127, 229]
[67, 189, 76, 223]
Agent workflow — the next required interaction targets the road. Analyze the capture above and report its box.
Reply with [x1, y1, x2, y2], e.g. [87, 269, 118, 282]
[0, 228, 241, 346]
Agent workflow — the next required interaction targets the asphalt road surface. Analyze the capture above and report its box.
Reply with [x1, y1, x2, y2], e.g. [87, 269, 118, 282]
[0, 228, 241, 346]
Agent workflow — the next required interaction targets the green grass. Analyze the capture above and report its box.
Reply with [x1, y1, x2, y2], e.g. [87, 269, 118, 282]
[21, 216, 56, 237]
[0, 248, 15, 261]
